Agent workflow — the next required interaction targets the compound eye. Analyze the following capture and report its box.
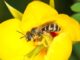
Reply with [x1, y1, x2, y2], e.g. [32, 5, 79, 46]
[26, 32, 33, 41]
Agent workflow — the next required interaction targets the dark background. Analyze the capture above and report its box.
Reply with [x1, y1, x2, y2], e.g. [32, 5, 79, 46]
[0, 0, 74, 22]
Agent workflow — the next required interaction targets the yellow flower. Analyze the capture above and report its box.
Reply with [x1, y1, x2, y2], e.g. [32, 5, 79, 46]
[55, 14, 80, 42]
[0, 1, 80, 60]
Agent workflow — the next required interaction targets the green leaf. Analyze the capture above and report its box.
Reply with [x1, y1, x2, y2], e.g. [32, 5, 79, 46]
[74, 0, 80, 2]
[4, 1, 22, 20]
[73, 42, 80, 59]
[71, 2, 80, 12]
[69, 54, 78, 60]
[27, 45, 44, 58]
[72, 13, 80, 22]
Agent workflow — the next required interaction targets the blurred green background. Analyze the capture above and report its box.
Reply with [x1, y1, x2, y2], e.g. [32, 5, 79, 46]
[0, 0, 74, 22]
[0, 0, 80, 60]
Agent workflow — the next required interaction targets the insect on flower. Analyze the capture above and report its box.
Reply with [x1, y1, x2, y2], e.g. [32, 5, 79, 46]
[17, 28, 43, 42]
[18, 22, 61, 46]
[41, 23, 61, 33]
[1, 1, 79, 60]
[26, 28, 43, 41]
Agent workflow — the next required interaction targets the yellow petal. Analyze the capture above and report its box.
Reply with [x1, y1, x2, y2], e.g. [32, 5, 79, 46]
[45, 32, 72, 60]
[0, 19, 35, 60]
[21, 1, 58, 32]
[54, 14, 80, 42]
[4, 1, 22, 20]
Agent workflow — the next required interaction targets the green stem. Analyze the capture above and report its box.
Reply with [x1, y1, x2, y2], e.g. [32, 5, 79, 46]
[27, 45, 44, 58]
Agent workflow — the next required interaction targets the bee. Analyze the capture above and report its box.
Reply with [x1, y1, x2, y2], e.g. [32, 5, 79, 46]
[41, 23, 61, 33]
[26, 28, 42, 41]
[18, 23, 61, 45]
[17, 31, 33, 41]
[17, 28, 43, 41]
[26, 32, 33, 41]
[30, 28, 43, 41]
